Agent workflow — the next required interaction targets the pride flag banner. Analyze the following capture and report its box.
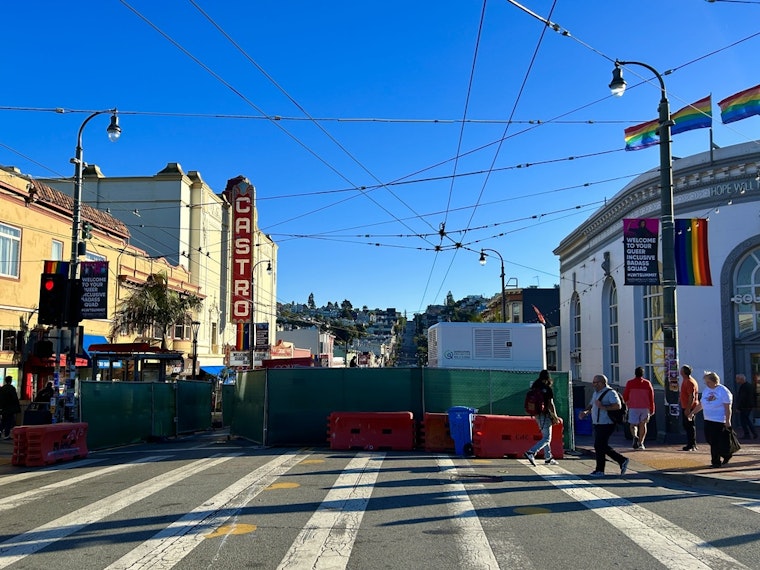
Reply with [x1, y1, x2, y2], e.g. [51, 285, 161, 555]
[43, 260, 69, 275]
[674, 219, 712, 286]
[719, 84, 760, 124]
[671, 95, 712, 135]
[624, 119, 659, 151]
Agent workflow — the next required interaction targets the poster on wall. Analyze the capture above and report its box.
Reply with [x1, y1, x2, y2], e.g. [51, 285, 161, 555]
[623, 218, 660, 285]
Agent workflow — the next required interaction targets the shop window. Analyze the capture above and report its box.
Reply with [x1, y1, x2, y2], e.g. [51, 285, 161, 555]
[603, 278, 620, 385]
[734, 250, 760, 337]
[643, 285, 663, 386]
[570, 292, 581, 381]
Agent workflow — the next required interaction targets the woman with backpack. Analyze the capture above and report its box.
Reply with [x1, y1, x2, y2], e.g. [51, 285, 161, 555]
[523, 369, 561, 466]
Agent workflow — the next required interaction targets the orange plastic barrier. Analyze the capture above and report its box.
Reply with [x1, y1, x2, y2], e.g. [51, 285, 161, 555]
[420, 413, 454, 452]
[11, 423, 89, 467]
[328, 411, 415, 451]
[472, 415, 564, 459]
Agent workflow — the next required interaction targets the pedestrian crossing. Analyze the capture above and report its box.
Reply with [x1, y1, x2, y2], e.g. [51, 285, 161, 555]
[0, 447, 756, 569]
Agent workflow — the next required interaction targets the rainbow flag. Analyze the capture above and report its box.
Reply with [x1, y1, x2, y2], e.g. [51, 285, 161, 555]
[674, 219, 712, 286]
[719, 84, 760, 124]
[43, 260, 69, 275]
[624, 119, 659, 151]
[671, 95, 712, 135]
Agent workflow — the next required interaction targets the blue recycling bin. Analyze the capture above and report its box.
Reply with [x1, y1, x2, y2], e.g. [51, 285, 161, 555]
[574, 407, 592, 435]
[448, 406, 477, 456]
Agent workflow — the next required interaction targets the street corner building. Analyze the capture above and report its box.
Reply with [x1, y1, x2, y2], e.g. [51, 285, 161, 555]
[554, 141, 760, 424]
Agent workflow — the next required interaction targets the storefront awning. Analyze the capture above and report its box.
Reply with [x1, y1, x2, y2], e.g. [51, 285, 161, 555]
[82, 335, 109, 366]
[199, 365, 226, 377]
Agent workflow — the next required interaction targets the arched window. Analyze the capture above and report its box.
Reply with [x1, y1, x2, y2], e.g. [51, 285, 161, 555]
[643, 284, 663, 386]
[603, 279, 620, 385]
[570, 292, 581, 381]
[734, 249, 760, 337]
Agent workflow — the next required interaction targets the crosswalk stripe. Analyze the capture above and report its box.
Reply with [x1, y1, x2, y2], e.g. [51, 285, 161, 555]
[0, 458, 104, 487]
[277, 453, 384, 570]
[435, 457, 502, 570]
[734, 499, 760, 514]
[530, 463, 749, 570]
[0, 454, 239, 567]
[0, 455, 170, 512]
[104, 451, 308, 570]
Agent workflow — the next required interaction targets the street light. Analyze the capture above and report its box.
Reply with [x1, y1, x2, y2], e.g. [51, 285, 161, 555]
[62, 110, 120, 406]
[249, 259, 272, 368]
[610, 60, 680, 438]
[191, 320, 201, 379]
[479, 248, 506, 323]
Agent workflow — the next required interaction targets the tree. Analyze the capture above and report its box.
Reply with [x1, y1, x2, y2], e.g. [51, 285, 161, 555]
[110, 272, 203, 349]
[307, 293, 316, 309]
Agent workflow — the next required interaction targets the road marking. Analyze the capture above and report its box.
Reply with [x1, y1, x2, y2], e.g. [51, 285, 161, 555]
[448, 458, 534, 569]
[205, 523, 256, 538]
[0, 454, 239, 567]
[105, 451, 306, 569]
[277, 453, 384, 570]
[734, 499, 760, 515]
[0, 458, 104, 486]
[434, 457, 505, 569]
[0, 455, 170, 512]
[531, 464, 749, 570]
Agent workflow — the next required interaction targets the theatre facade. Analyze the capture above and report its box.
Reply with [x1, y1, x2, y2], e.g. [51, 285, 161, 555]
[555, 141, 760, 417]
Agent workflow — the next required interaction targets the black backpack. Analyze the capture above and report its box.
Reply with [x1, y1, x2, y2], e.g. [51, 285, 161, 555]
[600, 388, 627, 425]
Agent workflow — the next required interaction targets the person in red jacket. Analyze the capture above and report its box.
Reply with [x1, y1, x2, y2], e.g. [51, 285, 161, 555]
[623, 366, 655, 450]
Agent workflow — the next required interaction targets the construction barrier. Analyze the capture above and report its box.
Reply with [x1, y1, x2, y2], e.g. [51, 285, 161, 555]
[328, 411, 415, 451]
[472, 415, 564, 459]
[11, 423, 89, 467]
[420, 413, 454, 452]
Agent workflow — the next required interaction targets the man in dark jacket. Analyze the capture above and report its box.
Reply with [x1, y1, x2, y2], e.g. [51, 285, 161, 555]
[0, 376, 21, 439]
[735, 374, 758, 439]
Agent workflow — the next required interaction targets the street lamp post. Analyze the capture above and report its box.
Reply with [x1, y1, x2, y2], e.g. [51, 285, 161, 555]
[249, 259, 272, 369]
[609, 60, 680, 438]
[191, 320, 201, 379]
[62, 110, 121, 415]
[479, 249, 506, 323]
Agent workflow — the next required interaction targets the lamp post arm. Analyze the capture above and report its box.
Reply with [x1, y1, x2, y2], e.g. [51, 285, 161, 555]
[480, 248, 507, 323]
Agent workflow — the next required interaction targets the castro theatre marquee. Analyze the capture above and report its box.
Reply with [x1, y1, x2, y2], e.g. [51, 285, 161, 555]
[554, 141, 760, 409]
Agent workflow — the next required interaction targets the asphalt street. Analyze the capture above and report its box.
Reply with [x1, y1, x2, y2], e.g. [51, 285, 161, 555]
[0, 428, 758, 569]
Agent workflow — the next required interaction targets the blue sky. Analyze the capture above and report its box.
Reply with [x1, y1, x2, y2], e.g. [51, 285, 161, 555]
[2, 1, 759, 316]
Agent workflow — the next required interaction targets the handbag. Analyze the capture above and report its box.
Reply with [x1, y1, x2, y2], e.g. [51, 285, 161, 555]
[727, 427, 742, 455]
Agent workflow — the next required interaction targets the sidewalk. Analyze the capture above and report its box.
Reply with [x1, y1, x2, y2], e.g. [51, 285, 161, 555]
[574, 428, 760, 496]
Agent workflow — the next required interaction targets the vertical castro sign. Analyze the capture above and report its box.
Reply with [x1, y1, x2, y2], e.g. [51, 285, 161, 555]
[80, 261, 109, 320]
[229, 177, 254, 324]
[623, 218, 660, 286]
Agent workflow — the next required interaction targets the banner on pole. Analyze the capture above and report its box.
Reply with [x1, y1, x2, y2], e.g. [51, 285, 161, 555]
[624, 218, 660, 285]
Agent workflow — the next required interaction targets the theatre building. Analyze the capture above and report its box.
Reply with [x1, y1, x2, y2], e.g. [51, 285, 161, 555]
[555, 141, 760, 425]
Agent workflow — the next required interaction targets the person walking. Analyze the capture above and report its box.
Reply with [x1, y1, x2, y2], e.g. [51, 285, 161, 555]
[623, 366, 655, 450]
[578, 374, 629, 478]
[523, 370, 561, 466]
[0, 376, 21, 440]
[680, 365, 699, 451]
[734, 374, 758, 440]
[35, 381, 55, 403]
[689, 371, 734, 468]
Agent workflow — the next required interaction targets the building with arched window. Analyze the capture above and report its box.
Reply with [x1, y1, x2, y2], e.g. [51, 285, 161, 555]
[555, 141, 760, 423]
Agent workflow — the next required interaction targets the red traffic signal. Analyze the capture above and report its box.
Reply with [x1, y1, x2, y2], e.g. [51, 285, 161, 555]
[38, 273, 66, 326]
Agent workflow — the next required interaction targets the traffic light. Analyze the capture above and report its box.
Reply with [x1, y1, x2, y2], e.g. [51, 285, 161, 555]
[82, 222, 93, 240]
[38, 273, 66, 326]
